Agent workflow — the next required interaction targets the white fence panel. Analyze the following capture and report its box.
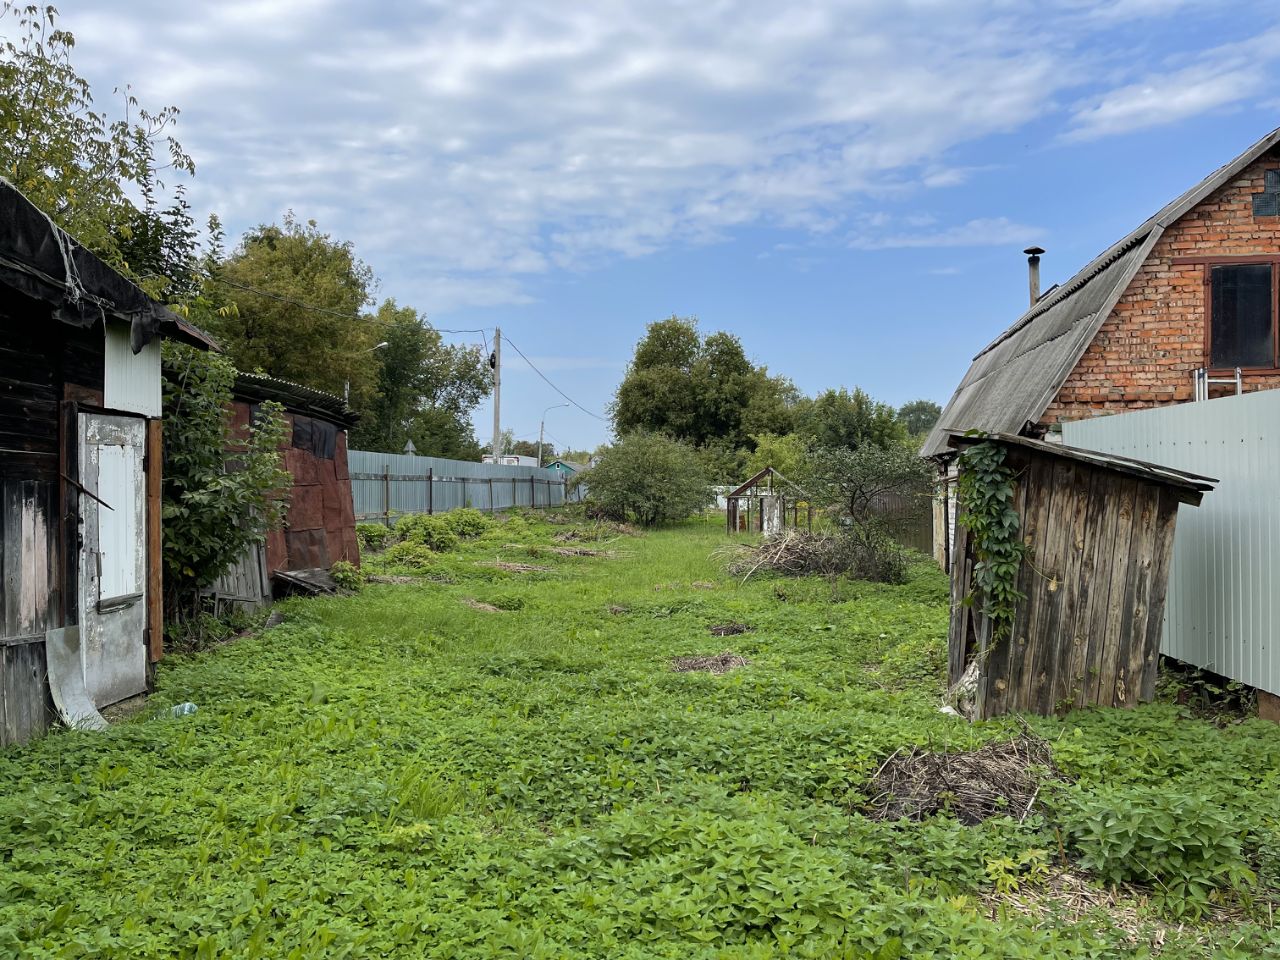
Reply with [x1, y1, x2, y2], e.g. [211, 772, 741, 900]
[1064, 390, 1280, 696]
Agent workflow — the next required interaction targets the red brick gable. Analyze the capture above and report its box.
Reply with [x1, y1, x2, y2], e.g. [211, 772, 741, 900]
[1044, 150, 1280, 424]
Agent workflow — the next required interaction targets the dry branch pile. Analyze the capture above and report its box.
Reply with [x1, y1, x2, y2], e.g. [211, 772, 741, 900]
[865, 733, 1063, 825]
[708, 623, 751, 637]
[477, 560, 551, 573]
[720, 531, 852, 581]
[671, 651, 749, 674]
[463, 597, 506, 613]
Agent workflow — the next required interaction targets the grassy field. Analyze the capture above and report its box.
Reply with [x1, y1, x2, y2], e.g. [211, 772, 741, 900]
[2, 511, 1279, 958]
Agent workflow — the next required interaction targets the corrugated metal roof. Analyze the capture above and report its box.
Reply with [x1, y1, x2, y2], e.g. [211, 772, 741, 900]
[233, 372, 357, 428]
[922, 126, 1280, 459]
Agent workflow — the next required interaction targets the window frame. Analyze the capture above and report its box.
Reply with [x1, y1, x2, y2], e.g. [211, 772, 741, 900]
[1173, 254, 1280, 374]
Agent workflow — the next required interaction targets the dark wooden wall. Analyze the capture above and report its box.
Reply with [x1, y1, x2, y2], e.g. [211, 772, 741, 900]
[0, 297, 104, 745]
[949, 448, 1182, 720]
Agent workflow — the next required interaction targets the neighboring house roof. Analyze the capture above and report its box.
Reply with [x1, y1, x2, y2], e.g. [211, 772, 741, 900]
[922, 126, 1280, 459]
[547, 459, 586, 472]
[0, 177, 218, 351]
[233, 372, 359, 429]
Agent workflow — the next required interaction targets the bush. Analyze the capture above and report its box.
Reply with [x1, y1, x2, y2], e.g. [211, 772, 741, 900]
[441, 507, 492, 538]
[1055, 786, 1256, 919]
[394, 514, 460, 552]
[577, 432, 711, 527]
[330, 560, 364, 591]
[356, 522, 392, 551]
[383, 541, 438, 570]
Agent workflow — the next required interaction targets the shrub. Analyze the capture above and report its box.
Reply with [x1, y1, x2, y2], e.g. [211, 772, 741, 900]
[577, 431, 712, 527]
[395, 514, 460, 551]
[330, 560, 364, 591]
[441, 507, 492, 538]
[383, 541, 438, 570]
[1055, 786, 1256, 919]
[356, 522, 392, 551]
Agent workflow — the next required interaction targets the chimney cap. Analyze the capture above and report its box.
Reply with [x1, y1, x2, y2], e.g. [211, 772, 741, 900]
[1023, 246, 1045, 257]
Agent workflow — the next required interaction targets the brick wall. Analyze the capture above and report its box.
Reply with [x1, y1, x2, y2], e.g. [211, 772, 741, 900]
[1043, 150, 1280, 425]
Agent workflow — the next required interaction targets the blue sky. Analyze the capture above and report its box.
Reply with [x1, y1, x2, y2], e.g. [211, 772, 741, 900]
[57, 0, 1280, 451]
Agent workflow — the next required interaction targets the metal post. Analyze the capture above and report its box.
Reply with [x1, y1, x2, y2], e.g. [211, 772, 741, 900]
[383, 465, 391, 526]
[427, 467, 434, 515]
[491, 327, 502, 462]
[488, 477, 495, 514]
[530, 475, 536, 509]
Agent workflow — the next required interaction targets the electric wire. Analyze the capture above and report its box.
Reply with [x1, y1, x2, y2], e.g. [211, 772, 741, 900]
[501, 334, 606, 421]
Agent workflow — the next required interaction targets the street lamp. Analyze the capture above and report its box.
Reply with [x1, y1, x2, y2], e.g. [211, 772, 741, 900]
[345, 341, 389, 404]
[538, 402, 569, 467]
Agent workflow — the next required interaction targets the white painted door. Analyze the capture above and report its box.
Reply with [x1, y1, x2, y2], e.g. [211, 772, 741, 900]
[79, 413, 148, 706]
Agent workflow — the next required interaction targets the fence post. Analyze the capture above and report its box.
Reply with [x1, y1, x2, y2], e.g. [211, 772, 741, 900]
[512, 477, 517, 509]
[488, 477, 495, 513]
[427, 467, 433, 515]
[530, 475, 536, 509]
[383, 465, 391, 526]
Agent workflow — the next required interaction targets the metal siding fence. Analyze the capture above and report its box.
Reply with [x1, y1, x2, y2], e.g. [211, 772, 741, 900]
[1064, 391, 1280, 696]
[348, 450, 583, 523]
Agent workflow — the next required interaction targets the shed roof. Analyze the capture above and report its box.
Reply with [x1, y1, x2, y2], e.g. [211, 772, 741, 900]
[945, 432, 1217, 505]
[0, 178, 218, 352]
[922, 126, 1280, 459]
[234, 372, 358, 428]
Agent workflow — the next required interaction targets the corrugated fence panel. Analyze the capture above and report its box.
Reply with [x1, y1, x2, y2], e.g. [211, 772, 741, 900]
[1064, 390, 1280, 696]
[348, 450, 573, 522]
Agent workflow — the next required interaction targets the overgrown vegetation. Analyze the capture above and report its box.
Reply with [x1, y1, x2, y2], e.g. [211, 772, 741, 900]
[2, 517, 1278, 957]
[956, 439, 1028, 639]
[577, 431, 712, 526]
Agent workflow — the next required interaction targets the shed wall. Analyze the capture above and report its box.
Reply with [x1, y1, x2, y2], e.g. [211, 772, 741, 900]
[1065, 390, 1280, 696]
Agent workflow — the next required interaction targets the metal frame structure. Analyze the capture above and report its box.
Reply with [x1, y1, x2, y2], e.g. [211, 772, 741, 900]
[725, 466, 813, 535]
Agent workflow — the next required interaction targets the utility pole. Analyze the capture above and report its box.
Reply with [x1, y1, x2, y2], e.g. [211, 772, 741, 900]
[538, 402, 569, 467]
[490, 327, 502, 463]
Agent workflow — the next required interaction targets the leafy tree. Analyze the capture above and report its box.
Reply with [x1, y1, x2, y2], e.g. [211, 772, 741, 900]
[161, 344, 291, 621]
[746, 432, 812, 485]
[210, 214, 381, 407]
[796, 387, 905, 451]
[897, 399, 942, 436]
[612, 316, 795, 451]
[578, 432, 712, 526]
[0, 3, 194, 272]
[348, 299, 490, 458]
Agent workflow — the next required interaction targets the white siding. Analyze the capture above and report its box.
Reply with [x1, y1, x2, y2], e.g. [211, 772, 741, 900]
[1065, 391, 1280, 696]
[103, 321, 161, 417]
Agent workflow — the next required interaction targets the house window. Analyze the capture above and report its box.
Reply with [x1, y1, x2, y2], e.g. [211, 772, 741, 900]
[1210, 263, 1274, 369]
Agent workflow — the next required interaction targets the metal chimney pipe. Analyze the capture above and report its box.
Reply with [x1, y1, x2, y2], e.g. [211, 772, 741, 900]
[1024, 246, 1045, 306]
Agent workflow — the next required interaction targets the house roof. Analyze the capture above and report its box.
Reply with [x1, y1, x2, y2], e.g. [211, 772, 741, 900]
[233, 372, 359, 429]
[0, 178, 218, 352]
[547, 459, 586, 472]
[945, 432, 1217, 506]
[922, 126, 1280, 459]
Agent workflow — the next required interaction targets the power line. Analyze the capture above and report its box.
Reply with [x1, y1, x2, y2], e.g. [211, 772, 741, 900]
[208, 274, 490, 335]
[502, 335, 606, 422]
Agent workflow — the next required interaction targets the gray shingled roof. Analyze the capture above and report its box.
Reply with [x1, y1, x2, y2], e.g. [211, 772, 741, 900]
[922, 126, 1280, 459]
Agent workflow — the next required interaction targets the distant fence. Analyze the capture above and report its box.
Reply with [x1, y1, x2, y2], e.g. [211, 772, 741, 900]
[349, 450, 584, 524]
[871, 492, 934, 555]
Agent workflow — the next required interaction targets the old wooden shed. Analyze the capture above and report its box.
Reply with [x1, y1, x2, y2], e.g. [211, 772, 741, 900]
[0, 179, 215, 745]
[209, 374, 360, 610]
[946, 433, 1215, 720]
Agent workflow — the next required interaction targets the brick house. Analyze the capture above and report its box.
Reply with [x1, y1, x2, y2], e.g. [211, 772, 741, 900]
[924, 126, 1280, 460]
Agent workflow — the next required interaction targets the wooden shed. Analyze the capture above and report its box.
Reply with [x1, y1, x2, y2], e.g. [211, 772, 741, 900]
[946, 433, 1215, 720]
[0, 180, 215, 745]
[209, 374, 360, 609]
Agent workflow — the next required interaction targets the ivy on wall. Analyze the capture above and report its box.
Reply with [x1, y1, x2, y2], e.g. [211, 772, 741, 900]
[955, 439, 1027, 640]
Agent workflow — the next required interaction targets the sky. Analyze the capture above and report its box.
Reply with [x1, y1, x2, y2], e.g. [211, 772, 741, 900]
[51, 0, 1280, 452]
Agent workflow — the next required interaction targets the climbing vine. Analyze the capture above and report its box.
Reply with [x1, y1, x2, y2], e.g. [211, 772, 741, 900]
[955, 440, 1026, 639]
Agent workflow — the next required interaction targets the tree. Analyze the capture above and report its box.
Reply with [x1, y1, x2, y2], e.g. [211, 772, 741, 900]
[612, 316, 796, 452]
[796, 387, 905, 451]
[161, 344, 291, 621]
[210, 214, 381, 408]
[0, 4, 194, 274]
[897, 399, 942, 436]
[348, 300, 490, 458]
[746, 432, 812, 484]
[578, 432, 712, 526]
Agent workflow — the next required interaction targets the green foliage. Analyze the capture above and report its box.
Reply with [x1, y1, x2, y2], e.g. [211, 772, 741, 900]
[440, 507, 492, 539]
[2, 519, 1278, 956]
[160, 343, 291, 618]
[955, 440, 1027, 640]
[796, 388, 905, 452]
[1055, 787, 1256, 919]
[356, 522, 393, 552]
[612, 317, 796, 452]
[347, 300, 489, 459]
[896, 399, 942, 437]
[394, 514, 460, 552]
[579, 432, 712, 526]
[746, 432, 813, 484]
[0, 4, 195, 273]
[330, 560, 364, 592]
[382, 541, 438, 570]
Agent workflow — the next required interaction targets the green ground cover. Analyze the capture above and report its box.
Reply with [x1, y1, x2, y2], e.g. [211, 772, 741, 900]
[2, 512, 1278, 958]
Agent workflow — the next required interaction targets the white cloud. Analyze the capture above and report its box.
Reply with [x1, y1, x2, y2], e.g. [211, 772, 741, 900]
[50, 0, 1280, 309]
[850, 216, 1043, 250]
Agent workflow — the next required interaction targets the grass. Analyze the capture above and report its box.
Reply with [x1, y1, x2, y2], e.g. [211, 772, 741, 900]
[1, 511, 1278, 958]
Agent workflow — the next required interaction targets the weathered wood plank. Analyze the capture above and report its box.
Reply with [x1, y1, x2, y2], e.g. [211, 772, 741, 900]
[947, 519, 971, 686]
[1076, 470, 1125, 709]
[1115, 483, 1160, 707]
[1028, 458, 1076, 716]
[1140, 490, 1181, 703]
[1053, 464, 1103, 713]
[979, 455, 1033, 719]
[1093, 479, 1139, 707]
[1010, 456, 1056, 713]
